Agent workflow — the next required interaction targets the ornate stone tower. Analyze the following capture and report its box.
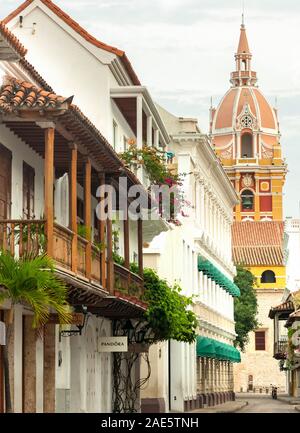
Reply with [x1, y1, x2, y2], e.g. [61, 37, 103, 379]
[210, 22, 287, 222]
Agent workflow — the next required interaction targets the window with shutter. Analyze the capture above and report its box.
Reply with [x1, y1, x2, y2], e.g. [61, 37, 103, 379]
[255, 331, 266, 351]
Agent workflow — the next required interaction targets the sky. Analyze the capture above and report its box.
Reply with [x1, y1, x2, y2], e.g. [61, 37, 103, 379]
[1, 0, 300, 218]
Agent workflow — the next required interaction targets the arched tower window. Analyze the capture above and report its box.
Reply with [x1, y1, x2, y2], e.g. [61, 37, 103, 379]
[241, 133, 253, 158]
[241, 190, 254, 211]
[261, 270, 276, 284]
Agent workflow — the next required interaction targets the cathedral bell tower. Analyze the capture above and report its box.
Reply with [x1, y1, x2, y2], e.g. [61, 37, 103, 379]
[210, 22, 286, 222]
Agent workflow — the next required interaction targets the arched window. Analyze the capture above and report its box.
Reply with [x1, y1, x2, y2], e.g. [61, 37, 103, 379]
[241, 190, 254, 211]
[241, 133, 253, 158]
[261, 270, 276, 284]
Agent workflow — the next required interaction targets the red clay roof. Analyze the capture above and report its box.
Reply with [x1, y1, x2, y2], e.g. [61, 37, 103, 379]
[269, 300, 294, 319]
[0, 20, 27, 57]
[232, 221, 284, 266]
[3, 0, 141, 85]
[0, 76, 69, 112]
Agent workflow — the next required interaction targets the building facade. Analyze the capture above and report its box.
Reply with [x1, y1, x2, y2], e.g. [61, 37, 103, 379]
[285, 218, 300, 293]
[210, 21, 287, 393]
[269, 293, 300, 398]
[0, 0, 171, 413]
[141, 108, 240, 412]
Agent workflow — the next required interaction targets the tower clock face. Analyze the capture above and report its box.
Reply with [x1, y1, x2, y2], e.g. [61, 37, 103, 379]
[241, 115, 253, 128]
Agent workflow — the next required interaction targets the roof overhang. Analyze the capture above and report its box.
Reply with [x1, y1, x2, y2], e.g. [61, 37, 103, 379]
[111, 86, 170, 146]
[269, 300, 294, 319]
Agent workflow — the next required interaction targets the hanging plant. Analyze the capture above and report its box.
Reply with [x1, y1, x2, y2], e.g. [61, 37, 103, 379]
[142, 268, 198, 344]
[119, 144, 189, 223]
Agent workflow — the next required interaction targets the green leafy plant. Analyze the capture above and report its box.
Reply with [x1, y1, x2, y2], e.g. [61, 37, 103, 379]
[130, 262, 139, 275]
[113, 252, 125, 266]
[142, 268, 198, 344]
[0, 251, 71, 413]
[120, 144, 179, 185]
[234, 265, 258, 351]
[10, 220, 46, 256]
[77, 223, 88, 239]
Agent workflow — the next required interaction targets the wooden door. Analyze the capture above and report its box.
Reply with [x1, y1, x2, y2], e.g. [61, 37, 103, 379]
[0, 144, 12, 221]
[23, 162, 35, 219]
[248, 374, 253, 391]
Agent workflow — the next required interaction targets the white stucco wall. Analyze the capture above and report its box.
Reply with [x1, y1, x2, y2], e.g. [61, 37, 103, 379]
[0, 124, 45, 220]
[285, 218, 300, 292]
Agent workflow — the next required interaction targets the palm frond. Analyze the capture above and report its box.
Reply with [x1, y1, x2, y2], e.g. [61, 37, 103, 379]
[0, 251, 72, 328]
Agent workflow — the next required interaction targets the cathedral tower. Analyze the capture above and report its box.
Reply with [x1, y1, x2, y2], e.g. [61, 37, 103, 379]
[210, 22, 286, 222]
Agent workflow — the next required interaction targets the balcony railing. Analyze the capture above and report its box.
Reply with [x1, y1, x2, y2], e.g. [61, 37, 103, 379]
[0, 220, 144, 303]
[114, 263, 144, 303]
[0, 219, 103, 284]
[274, 336, 288, 359]
[0, 219, 46, 257]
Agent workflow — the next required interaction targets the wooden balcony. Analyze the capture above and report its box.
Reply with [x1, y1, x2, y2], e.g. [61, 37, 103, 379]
[114, 263, 144, 304]
[274, 337, 288, 360]
[0, 220, 144, 305]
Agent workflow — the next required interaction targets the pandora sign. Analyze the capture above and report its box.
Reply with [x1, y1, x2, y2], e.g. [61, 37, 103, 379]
[98, 337, 128, 352]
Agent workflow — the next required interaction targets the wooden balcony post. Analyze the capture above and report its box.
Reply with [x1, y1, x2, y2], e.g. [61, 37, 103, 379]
[44, 127, 55, 257]
[98, 173, 106, 288]
[106, 185, 114, 294]
[69, 144, 78, 273]
[138, 217, 143, 277]
[124, 203, 130, 269]
[84, 158, 92, 280]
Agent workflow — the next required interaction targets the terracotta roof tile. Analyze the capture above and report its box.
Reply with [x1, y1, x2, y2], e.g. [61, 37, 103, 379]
[3, 0, 141, 85]
[269, 300, 294, 319]
[0, 76, 69, 112]
[232, 221, 284, 266]
[0, 20, 27, 58]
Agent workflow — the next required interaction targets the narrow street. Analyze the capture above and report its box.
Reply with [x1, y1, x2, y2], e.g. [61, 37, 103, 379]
[236, 395, 298, 413]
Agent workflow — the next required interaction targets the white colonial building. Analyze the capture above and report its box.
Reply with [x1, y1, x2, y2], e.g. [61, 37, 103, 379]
[0, 0, 170, 413]
[141, 107, 240, 412]
[285, 218, 300, 293]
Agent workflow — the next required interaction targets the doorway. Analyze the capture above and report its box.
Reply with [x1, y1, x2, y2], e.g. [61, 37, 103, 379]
[248, 374, 254, 391]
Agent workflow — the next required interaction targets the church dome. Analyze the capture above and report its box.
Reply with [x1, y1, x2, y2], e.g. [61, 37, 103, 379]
[210, 22, 279, 135]
[212, 86, 278, 133]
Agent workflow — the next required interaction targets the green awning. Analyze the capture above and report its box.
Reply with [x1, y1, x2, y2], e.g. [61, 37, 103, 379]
[196, 336, 241, 363]
[196, 336, 216, 358]
[198, 257, 240, 298]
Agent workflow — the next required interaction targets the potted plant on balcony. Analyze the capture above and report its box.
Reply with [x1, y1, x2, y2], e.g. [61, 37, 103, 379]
[0, 251, 71, 413]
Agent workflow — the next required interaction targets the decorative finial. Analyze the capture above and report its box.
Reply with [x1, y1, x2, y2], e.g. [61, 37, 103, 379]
[242, 0, 245, 27]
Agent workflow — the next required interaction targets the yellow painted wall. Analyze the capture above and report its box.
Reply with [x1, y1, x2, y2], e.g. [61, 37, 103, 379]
[248, 265, 286, 289]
